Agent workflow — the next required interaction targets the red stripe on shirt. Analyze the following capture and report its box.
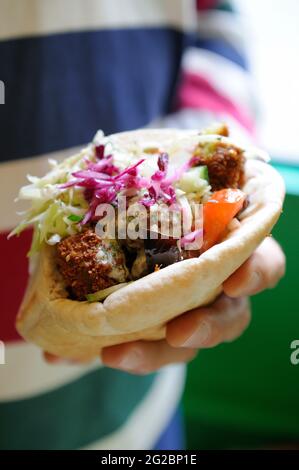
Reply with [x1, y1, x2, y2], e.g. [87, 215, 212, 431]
[176, 71, 254, 133]
[0, 228, 32, 343]
[196, 0, 218, 11]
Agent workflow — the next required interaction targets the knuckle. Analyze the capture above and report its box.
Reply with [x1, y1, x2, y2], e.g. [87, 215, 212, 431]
[204, 321, 223, 347]
[253, 267, 268, 291]
[214, 294, 234, 311]
[258, 239, 286, 289]
[193, 296, 251, 348]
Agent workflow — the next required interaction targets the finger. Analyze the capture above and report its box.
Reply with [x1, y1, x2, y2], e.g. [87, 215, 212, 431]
[43, 351, 91, 365]
[43, 351, 64, 364]
[101, 340, 197, 374]
[223, 237, 285, 297]
[167, 295, 251, 348]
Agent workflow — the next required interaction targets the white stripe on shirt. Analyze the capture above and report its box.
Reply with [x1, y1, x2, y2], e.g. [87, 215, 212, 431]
[197, 9, 247, 53]
[181, 47, 255, 116]
[0, 341, 100, 401]
[0, 0, 197, 41]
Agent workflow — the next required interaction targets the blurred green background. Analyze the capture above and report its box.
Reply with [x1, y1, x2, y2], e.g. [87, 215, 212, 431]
[183, 163, 299, 449]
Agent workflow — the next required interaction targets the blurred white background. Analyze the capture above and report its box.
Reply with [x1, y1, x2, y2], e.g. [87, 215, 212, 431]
[235, 0, 299, 162]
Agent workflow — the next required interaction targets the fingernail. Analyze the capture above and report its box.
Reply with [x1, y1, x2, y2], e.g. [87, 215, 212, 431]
[117, 348, 143, 370]
[181, 321, 211, 348]
[247, 271, 261, 293]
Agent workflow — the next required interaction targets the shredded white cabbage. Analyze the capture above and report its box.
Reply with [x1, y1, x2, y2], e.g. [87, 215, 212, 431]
[9, 144, 95, 253]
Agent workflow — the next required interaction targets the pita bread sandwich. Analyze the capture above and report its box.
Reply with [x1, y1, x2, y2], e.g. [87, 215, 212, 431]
[11, 124, 285, 360]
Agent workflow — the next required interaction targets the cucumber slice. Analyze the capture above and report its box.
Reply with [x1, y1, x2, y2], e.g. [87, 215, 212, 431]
[196, 165, 209, 181]
[178, 166, 209, 194]
[86, 282, 131, 302]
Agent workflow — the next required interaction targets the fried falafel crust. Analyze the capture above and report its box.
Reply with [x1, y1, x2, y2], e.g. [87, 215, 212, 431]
[56, 229, 127, 300]
[194, 142, 245, 191]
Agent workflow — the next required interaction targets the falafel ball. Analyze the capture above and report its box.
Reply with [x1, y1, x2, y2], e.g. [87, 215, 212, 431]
[194, 141, 245, 191]
[56, 229, 129, 300]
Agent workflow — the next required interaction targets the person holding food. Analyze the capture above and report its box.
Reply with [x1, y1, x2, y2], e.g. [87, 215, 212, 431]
[0, 0, 285, 450]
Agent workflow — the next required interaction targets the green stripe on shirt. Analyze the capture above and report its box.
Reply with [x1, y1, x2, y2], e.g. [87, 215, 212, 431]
[217, 1, 234, 13]
[0, 367, 156, 450]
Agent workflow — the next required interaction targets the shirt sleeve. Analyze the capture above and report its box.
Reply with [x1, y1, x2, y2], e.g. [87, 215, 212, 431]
[150, 0, 256, 142]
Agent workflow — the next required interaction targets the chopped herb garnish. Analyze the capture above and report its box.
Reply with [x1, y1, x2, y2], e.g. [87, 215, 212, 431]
[68, 214, 83, 222]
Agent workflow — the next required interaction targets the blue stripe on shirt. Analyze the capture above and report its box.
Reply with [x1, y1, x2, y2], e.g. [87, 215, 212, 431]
[0, 28, 183, 162]
[0, 27, 246, 162]
[194, 38, 247, 69]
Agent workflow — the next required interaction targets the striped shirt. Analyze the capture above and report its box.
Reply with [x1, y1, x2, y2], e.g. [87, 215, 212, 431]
[0, 0, 253, 449]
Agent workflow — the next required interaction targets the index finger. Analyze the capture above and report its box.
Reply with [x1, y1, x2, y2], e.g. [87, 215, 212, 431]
[223, 237, 285, 298]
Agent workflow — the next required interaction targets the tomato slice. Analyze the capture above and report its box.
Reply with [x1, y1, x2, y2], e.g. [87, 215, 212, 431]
[202, 188, 246, 252]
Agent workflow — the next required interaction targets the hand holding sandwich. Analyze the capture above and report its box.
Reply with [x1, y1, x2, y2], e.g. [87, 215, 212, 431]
[101, 236, 285, 373]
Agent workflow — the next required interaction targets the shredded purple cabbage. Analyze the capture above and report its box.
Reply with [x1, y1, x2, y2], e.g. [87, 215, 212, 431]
[180, 228, 203, 246]
[60, 145, 197, 224]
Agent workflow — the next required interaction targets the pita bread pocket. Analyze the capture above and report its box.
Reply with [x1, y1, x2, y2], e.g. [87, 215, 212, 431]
[12, 126, 285, 360]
